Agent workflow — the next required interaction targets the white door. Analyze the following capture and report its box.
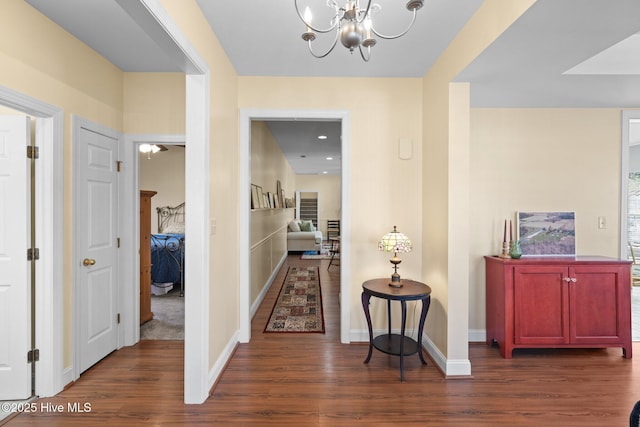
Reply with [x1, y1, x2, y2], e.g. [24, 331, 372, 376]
[76, 124, 119, 373]
[0, 116, 31, 400]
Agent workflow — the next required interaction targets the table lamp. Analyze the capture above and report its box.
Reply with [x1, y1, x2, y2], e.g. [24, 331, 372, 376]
[378, 225, 412, 287]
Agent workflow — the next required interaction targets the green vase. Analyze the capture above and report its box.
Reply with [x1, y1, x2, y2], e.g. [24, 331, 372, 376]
[509, 240, 522, 259]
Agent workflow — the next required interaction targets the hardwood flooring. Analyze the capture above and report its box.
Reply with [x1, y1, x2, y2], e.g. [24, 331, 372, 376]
[5, 255, 640, 426]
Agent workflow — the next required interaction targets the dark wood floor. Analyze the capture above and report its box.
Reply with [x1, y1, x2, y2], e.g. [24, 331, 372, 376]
[5, 255, 640, 426]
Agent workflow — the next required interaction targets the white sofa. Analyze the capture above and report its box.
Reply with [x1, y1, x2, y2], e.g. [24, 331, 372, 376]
[287, 219, 322, 252]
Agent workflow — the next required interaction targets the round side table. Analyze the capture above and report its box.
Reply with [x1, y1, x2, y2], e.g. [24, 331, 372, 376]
[361, 278, 431, 381]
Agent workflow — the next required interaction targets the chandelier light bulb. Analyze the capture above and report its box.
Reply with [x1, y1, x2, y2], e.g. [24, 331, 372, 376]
[303, 6, 312, 29]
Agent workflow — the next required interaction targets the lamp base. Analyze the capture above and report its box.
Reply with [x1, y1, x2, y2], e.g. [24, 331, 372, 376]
[389, 272, 403, 288]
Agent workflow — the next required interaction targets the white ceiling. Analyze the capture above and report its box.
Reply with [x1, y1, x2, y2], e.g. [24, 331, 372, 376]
[455, 0, 640, 107]
[195, 0, 483, 77]
[23, 0, 640, 172]
[264, 120, 342, 176]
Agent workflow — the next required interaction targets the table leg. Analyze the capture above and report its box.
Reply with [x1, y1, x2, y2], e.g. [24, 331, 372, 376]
[400, 300, 407, 382]
[417, 296, 430, 365]
[361, 292, 373, 364]
[387, 299, 392, 336]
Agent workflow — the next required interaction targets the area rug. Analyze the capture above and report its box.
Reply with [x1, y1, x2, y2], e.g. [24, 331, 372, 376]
[301, 250, 336, 260]
[140, 288, 184, 340]
[264, 266, 325, 333]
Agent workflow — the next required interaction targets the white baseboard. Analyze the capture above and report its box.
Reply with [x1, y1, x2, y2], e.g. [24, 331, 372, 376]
[208, 330, 240, 393]
[350, 329, 472, 377]
[250, 253, 287, 318]
[62, 366, 73, 390]
[468, 329, 486, 343]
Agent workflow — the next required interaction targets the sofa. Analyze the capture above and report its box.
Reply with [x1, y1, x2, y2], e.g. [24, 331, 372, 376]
[287, 219, 322, 253]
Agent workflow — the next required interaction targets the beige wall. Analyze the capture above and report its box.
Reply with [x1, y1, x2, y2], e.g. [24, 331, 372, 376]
[123, 72, 185, 134]
[125, 72, 187, 234]
[250, 121, 296, 303]
[159, 0, 240, 370]
[239, 77, 424, 333]
[296, 174, 341, 238]
[0, 0, 125, 367]
[469, 108, 622, 331]
[251, 121, 297, 200]
[139, 146, 186, 233]
[421, 0, 536, 358]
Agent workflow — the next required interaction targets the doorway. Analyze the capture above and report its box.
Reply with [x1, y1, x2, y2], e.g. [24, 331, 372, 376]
[0, 86, 63, 399]
[239, 109, 352, 344]
[137, 141, 186, 340]
[620, 110, 640, 341]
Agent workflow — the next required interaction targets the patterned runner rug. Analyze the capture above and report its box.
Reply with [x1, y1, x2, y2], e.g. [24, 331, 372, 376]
[264, 266, 325, 333]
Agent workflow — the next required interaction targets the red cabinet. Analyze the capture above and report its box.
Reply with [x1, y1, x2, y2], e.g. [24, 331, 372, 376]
[485, 256, 632, 359]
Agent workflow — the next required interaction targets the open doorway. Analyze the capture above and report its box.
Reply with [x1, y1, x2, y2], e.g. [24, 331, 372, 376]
[239, 109, 351, 344]
[620, 111, 640, 342]
[138, 143, 186, 340]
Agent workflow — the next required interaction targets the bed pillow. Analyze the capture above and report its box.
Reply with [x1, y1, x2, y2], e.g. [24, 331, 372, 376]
[164, 223, 185, 234]
[288, 220, 301, 232]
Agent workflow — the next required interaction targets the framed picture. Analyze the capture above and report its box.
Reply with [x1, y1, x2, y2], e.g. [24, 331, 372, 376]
[251, 184, 259, 209]
[517, 211, 576, 256]
[256, 186, 264, 209]
[276, 180, 284, 208]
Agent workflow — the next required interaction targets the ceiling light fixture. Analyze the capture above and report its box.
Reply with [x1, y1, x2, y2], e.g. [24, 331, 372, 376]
[139, 143, 161, 160]
[295, 0, 424, 62]
[318, 135, 328, 140]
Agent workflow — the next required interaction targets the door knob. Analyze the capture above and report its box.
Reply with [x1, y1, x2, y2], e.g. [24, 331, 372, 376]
[82, 258, 96, 266]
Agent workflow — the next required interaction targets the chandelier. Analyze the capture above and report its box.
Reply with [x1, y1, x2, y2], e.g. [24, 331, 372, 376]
[295, 0, 424, 62]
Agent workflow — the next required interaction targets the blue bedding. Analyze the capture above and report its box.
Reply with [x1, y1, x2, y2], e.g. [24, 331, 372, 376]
[151, 233, 185, 285]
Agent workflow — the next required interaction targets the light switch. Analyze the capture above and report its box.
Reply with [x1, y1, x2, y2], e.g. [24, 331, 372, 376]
[398, 138, 413, 160]
[598, 216, 606, 229]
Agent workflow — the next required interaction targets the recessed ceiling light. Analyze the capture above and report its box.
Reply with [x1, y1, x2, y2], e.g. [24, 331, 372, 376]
[326, 157, 333, 160]
[317, 135, 327, 140]
[322, 171, 328, 174]
[300, 154, 306, 158]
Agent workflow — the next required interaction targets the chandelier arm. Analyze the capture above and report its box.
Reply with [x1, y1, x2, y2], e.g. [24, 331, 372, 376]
[294, 0, 342, 34]
[307, 31, 340, 58]
[355, 0, 373, 23]
[358, 44, 371, 62]
[371, 9, 417, 40]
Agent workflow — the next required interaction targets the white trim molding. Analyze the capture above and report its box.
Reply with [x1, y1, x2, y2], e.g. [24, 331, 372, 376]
[120, 0, 211, 404]
[0, 84, 64, 398]
[240, 109, 351, 344]
[121, 134, 185, 347]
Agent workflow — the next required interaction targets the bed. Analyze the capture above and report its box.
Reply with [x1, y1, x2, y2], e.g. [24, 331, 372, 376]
[151, 202, 185, 296]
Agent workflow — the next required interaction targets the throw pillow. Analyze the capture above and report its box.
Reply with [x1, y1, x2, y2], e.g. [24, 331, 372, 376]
[288, 220, 301, 232]
[300, 220, 313, 232]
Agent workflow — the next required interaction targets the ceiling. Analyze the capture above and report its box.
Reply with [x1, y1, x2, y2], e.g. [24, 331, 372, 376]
[23, 0, 640, 172]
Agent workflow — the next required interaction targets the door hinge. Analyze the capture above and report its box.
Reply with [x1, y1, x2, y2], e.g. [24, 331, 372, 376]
[27, 146, 39, 159]
[27, 349, 40, 363]
[117, 313, 121, 324]
[116, 160, 122, 172]
[27, 248, 40, 261]
[117, 237, 120, 248]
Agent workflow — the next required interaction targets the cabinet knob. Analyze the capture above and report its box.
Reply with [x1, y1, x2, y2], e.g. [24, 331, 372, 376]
[570, 277, 577, 283]
[563, 277, 571, 282]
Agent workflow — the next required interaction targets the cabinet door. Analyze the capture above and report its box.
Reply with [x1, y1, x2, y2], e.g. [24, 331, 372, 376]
[570, 265, 627, 344]
[514, 266, 569, 345]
